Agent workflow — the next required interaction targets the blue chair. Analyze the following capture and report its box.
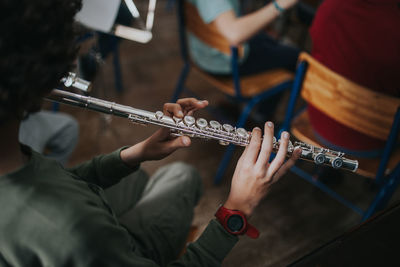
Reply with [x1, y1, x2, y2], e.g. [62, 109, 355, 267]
[281, 52, 400, 221]
[172, 0, 294, 184]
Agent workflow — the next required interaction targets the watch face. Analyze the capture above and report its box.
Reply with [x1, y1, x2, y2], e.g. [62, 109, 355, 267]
[227, 214, 244, 233]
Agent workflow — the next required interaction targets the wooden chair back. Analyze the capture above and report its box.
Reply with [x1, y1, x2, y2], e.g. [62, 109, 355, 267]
[299, 52, 400, 141]
[183, 1, 243, 56]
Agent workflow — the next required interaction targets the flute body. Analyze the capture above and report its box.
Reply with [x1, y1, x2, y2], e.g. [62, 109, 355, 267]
[47, 89, 358, 172]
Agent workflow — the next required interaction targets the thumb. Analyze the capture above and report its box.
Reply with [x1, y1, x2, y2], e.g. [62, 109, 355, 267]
[166, 136, 191, 152]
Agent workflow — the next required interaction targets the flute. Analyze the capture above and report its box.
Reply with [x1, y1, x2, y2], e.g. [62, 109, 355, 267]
[46, 87, 358, 172]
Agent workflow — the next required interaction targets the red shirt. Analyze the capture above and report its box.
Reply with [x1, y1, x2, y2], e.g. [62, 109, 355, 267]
[308, 0, 400, 151]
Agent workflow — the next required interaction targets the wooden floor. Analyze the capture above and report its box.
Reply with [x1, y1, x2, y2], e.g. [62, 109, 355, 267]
[58, 3, 400, 266]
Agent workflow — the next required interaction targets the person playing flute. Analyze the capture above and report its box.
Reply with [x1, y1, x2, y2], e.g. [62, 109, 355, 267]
[0, 0, 300, 266]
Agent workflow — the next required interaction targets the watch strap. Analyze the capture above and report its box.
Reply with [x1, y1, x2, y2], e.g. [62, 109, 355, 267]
[246, 223, 260, 239]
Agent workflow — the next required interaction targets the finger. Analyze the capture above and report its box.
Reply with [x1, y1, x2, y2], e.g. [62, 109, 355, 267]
[163, 103, 184, 118]
[266, 131, 290, 179]
[271, 147, 301, 183]
[182, 107, 197, 116]
[163, 135, 191, 154]
[242, 127, 262, 165]
[177, 98, 208, 113]
[182, 102, 207, 116]
[237, 140, 251, 167]
[255, 121, 274, 169]
[186, 108, 200, 116]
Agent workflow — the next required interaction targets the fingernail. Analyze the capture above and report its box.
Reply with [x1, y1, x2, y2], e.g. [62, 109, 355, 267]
[254, 127, 261, 131]
[183, 137, 190, 146]
[178, 111, 184, 117]
[283, 131, 289, 139]
[197, 101, 203, 105]
[267, 121, 273, 128]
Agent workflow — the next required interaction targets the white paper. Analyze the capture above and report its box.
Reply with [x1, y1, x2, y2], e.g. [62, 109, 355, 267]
[75, 0, 121, 33]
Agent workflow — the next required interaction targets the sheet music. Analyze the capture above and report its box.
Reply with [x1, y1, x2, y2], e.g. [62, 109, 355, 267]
[75, 0, 121, 32]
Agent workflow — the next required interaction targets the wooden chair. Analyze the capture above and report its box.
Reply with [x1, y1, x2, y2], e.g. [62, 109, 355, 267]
[178, 225, 198, 257]
[172, 0, 294, 184]
[281, 52, 400, 221]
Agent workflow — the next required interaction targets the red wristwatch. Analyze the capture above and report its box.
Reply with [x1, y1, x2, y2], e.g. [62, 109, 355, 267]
[215, 205, 260, 239]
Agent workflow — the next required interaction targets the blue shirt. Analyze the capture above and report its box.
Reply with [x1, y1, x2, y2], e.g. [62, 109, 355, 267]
[187, 0, 249, 74]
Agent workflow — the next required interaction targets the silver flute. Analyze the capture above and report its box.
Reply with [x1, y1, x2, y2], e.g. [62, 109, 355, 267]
[49, 73, 358, 171]
[46, 89, 358, 172]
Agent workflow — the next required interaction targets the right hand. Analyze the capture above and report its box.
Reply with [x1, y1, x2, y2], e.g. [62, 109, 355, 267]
[224, 122, 301, 217]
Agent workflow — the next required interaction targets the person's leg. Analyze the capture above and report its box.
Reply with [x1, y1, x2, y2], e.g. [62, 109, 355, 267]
[19, 110, 79, 165]
[238, 34, 300, 122]
[80, 2, 133, 81]
[97, 2, 133, 58]
[104, 169, 149, 217]
[239, 33, 300, 75]
[118, 162, 203, 266]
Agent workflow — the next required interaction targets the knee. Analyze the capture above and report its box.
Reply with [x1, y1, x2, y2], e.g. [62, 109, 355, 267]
[165, 162, 203, 199]
[170, 162, 201, 183]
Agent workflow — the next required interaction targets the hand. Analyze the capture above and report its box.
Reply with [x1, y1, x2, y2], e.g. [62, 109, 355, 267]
[120, 98, 208, 167]
[276, 0, 298, 10]
[224, 122, 301, 217]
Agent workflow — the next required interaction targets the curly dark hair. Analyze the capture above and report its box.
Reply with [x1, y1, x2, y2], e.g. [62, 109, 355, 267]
[0, 0, 82, 122]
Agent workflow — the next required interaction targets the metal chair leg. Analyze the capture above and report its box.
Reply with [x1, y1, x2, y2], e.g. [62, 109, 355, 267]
[291, 165, 364, 216]
[52, 102, 60, 112]
[214, 101, 255, 184]
[362, 164, 400, 221]
[113, 42, 123, 93]
[214, 144, 236, 184]
[171, 63, 190, 102]
[280, 61, 308, 133]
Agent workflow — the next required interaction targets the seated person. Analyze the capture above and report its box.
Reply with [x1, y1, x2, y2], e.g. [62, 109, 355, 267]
[187, 0, 300, 121]
[187, 0, 300, 76]
[0, 0, 300, 266]
[19, 110, 79, 165]
[307, 0, 400, 157]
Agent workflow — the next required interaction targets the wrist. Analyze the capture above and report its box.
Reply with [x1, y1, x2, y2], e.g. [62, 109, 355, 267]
[120, 143, 145, 167]
[224, 199, 253, 217]
[273, 0, 285, 13]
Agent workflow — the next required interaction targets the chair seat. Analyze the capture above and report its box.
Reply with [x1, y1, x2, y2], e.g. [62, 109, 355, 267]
[178, 225, 198, 257]
[291, 110, 400, 179]
[193, 66, 293, 98]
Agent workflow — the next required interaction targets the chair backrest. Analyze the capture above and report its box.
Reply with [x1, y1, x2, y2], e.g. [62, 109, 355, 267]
[298, 52, 400, 141]
[182, 0, 243, 56]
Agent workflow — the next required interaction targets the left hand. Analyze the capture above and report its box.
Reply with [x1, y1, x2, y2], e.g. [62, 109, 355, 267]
[121, 98, 208, 167]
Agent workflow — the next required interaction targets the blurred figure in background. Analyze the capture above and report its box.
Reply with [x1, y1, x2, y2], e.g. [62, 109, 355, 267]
[308, 0, 400, 157]
[19, 110, 79, 165]
[187, 0, 300, 121]
[188, 0, 300, 75]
